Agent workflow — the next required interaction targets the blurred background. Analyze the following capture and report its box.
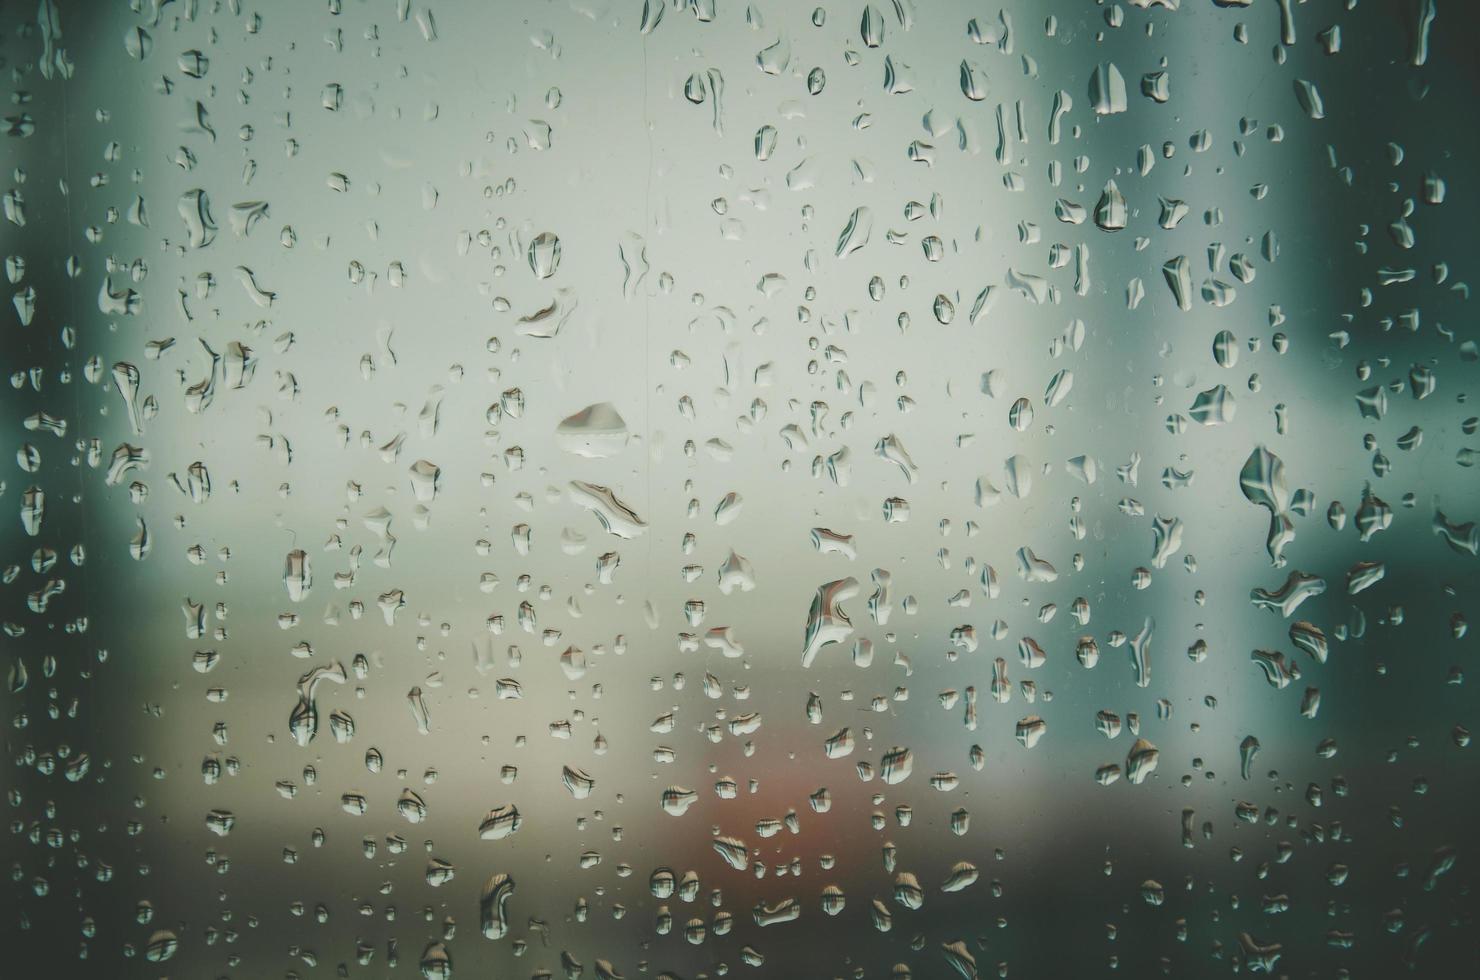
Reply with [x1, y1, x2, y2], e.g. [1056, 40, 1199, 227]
[2, 0, 1477, 976]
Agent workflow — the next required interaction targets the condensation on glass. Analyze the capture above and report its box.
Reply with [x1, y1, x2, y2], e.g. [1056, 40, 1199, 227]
[3, 0, 1477, 977]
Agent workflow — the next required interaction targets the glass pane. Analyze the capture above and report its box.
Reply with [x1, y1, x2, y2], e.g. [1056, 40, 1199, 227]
[4, 1, 1476, 976]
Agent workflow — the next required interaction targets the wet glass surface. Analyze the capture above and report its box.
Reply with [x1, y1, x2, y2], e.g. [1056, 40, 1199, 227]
[2, 1, 1478, 976]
